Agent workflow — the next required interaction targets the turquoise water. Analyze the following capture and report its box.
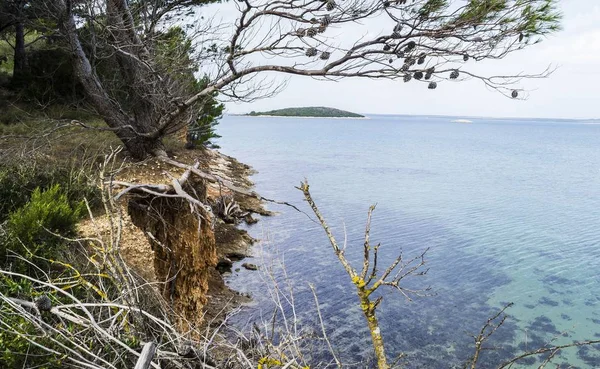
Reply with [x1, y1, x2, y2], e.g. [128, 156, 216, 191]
[217, 114, 600, 368]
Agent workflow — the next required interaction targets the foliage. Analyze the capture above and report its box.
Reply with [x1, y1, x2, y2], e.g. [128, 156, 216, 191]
[154, 28, 224, 148]
[22, 46, 83, 103]
[0, 161, 99, 224]
[247, 106, 364, 118]
[1, 185, 84, 269]
[188, 76, 224, 148]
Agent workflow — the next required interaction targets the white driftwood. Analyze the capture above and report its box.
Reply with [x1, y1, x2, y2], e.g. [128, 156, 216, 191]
[134, 342, 157, 369]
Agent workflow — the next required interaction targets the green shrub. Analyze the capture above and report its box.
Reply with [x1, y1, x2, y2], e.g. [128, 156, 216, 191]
[17, 47, 83, 104]
[0, 162, 100, 223]
[2, 185, 84, 266]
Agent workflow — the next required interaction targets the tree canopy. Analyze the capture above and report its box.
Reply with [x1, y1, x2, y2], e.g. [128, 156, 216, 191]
[4, 0, 562, 159]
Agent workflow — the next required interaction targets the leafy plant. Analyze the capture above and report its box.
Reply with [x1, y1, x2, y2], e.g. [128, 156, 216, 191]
[0, 162, 100, 224]
[0, 276, 62, 369]
[2, 184, 84, 267]
[154, 28, 224, 149]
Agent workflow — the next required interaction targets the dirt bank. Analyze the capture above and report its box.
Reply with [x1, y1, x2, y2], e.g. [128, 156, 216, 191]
[78, 148, 267, 328]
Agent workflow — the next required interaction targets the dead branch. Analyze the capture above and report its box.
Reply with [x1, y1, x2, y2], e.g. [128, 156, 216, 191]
[298, 179, 429, 369]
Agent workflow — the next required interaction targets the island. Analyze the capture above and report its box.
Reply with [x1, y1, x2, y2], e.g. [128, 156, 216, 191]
[246, 106, 365, 118]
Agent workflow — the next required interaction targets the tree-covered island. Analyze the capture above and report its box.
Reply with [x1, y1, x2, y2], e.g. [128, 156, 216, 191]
[246, 106, 365, 118]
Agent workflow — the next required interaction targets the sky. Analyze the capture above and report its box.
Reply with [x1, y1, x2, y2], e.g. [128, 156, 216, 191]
[200, 1, 600, 119]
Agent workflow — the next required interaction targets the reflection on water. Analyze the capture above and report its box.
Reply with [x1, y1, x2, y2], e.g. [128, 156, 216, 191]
[217, 114, 600, 368]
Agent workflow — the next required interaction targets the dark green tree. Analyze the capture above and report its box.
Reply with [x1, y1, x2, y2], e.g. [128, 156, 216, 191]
[188, 76, 224, 149]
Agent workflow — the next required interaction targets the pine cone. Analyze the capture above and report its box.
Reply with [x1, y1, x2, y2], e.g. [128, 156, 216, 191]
[35, 295, 52, 311]
[305, 48, 317, 57]
[320, 51, 331, 60]
[403, 74, 412, 82]
[383, 44, 391, 51]
[306, 28, 318, 37]
[414, 71, 424, 80]
[511, 90, 519, 98]
[463, 55, 469, 61]
[405, 41, 416, 51]
[428, 82, 437, 89]
[450, 70, 459, 79]
[326, 0, 336, 11]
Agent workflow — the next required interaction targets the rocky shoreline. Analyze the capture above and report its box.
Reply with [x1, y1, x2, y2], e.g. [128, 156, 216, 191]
[201, 149, 269, 326]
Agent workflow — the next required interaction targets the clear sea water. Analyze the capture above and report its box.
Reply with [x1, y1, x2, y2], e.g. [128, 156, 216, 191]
[216, 114, 600, 368]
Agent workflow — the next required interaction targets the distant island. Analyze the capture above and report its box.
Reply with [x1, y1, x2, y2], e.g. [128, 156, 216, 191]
[246, 106, 365, 118]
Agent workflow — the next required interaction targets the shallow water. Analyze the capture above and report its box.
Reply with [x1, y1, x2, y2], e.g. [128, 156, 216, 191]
[216, 114, 600, 368]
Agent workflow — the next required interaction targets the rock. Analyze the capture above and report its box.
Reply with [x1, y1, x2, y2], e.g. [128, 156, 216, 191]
[244, 213, 258, 225]
[226, 252, 247, 261]
[242, 263, 258, 271]
[235, 268, 240, 272]
[216, 257, 233, 273]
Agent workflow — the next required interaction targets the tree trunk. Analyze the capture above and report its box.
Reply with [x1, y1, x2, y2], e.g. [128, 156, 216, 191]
[12, 21, 27, 83]
[56, 0, 166, 160]
[119, 134, 168, 159]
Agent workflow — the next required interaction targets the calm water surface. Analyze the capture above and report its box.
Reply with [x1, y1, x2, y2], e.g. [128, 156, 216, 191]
[216, 115, 600, 368]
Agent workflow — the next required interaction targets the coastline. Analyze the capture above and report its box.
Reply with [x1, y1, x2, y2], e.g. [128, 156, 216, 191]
[201, 149, 270, 326]
[77, 148, 268, 329]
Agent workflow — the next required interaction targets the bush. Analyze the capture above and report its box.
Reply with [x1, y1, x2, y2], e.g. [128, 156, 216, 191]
[0, 162, 100, 224]
[16, 47, 83, 104]
[1, 185, 84, 267]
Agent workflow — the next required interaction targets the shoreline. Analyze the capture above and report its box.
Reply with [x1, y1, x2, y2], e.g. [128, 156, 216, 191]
[201, 149, 270, 327]
[77, 148, 268, 330]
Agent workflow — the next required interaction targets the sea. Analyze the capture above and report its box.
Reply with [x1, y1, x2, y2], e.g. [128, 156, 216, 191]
[216, 114, 600, 368]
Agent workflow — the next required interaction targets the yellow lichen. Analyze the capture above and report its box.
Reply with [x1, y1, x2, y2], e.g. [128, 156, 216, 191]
[257, 357, 283, 368]
[352, 275, 366, 288]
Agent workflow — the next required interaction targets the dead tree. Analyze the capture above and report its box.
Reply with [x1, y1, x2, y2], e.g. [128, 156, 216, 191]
[301, 180, 600, 369]
[44, 0, 559, 159]
[299, 180, 430, 369]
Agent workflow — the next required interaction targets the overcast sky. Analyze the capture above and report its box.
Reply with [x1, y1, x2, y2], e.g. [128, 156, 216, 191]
[203, 1, 600, 119]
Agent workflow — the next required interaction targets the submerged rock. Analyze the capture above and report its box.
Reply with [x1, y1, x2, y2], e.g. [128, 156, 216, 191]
[242, 263, 258, 271]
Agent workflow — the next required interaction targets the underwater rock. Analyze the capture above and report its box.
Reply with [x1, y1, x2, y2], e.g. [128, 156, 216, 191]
[538, 296, 559, 307]
[242, 263, 258, 271]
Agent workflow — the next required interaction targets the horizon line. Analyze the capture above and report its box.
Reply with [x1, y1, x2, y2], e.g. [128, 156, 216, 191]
[224, 111, 599, 122]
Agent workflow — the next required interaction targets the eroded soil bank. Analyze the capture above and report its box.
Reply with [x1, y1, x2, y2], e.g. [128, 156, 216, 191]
[78, 148, 267, 329]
